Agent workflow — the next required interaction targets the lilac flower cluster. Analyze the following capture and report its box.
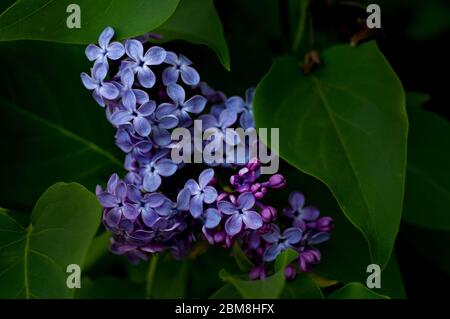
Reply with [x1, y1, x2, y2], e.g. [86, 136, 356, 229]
[83, 27, 333, 278]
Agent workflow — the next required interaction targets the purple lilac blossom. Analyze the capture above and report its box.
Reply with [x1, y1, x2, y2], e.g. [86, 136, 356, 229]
[124, 39, 166, 88]
[85, 26, 125, 64]
[163, 52, 200, 86]
[218, 192, 263, 236]
[80, 62, 119, 107]
[262, 225, 303, 262]
[185, 169, 218, 218]
[159, 84, 207, 127]
[225, 88, 255, 129]
[81, 27, 333, 276]
[284, 191, 320, 229]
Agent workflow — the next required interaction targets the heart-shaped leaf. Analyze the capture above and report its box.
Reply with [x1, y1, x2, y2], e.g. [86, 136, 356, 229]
[254, 41, 407, 267]
[0, 182, 101, 298]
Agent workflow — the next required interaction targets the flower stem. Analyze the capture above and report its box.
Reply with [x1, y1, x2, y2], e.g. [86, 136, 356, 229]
[292, 0, 310, 54]
[145, 254, 159, 298]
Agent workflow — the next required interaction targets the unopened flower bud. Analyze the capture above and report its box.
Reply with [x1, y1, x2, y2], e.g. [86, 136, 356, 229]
[268, 174, 286, 189]
[284, 265, 297, 281]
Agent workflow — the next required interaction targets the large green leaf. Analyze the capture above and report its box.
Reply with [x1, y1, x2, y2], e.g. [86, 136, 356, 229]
[403, 93, 450, 230]
[254, 41, 407, 267]
[0, 0, 179, 43]
[0, 41, 122, 209]
[328, 282, 389, 299]
[0, 182, 101, 298]
[154, 0, 230, 70]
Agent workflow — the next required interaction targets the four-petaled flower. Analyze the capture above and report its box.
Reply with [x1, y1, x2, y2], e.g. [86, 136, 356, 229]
[124, 39, 166, 88]
[115, 129, 152, 161]
[199, 109, 240, 147]
[81, 63, 119, 107]
[139, 150, 177, 192]
[150, 105, 179, 146]
[85, 26, 125, 64]
[98, 179, 135, 228]
[225, 88, 255, 129]
[163, 52, 200, 86]
[284, 192, 320, 229]
[110, 100, 156, 137]
[218, 192, 262, 236]
[262, 225, 303, 262]
[185, 169, 218, 218]
[159, 84, 207, 127]
[119, 67, 149, 109]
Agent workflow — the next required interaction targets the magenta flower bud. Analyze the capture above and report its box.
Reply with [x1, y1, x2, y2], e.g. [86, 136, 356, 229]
[238, 167, 250, 177]
[315, 216, 333, 232]
[247, 158, 261, 171]
[254, 192, 264, 199]
[249, 265, 266, 280]
[268, 174, 286, 189]
[261, 206, 277, 222]
[250, 183, 261, 193]
[284, 265, 297, 281]
[214, 230, 226, 243]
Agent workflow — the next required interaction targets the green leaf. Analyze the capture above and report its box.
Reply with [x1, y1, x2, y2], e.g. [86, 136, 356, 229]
[0, 41, 123, 209]
[219, 249, 298, 299]
[0, 182, 101, 298]
[232, 243, 254, 272]
[282, 274, 324, 299]
[153, 0, 230, 70]
[254, 41, 407, 267]
[209, 284, 241, 299]
[403, 93, 450, 230]
[274, 248, 298, 272]
[83, 231, 111, 271]
[220, 269, 286, 299]
[0, 0, 179, 43]
[146, 254, 189, 298]
[328, 283, 389, 299]
[77, 277, 145, 299]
